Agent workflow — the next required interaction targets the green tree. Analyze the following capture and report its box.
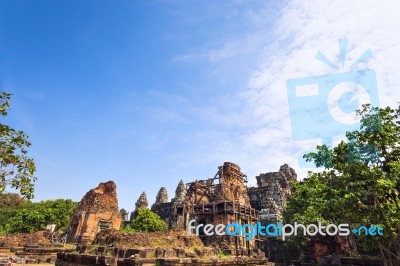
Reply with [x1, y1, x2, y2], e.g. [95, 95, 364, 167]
[129, 209, 167, 233]
[0, 193, 30, 234]
[4, 199, 77, 233]
[0, 91, 37, 199]
[285, 104, 400, 265]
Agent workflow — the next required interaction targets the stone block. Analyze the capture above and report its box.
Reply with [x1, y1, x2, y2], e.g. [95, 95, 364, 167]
[123, 258, 136, 266]
[223, 249, 233, 256]
[139, 249, 155, 258]
[175, 248, 185, 258]
[97, 246, 106, 255]
[56, 252, 66, 260]
[65, 253, 74, 262]
[163, 249, 175, 258]
[113, 247, 119, 257]
[82, 254, 97, 265]
[118, 249, 126, 258]
[80, 245, 88, 254]
[185, 251, 196, 258]
[125, 248, 140, 258]
[155, 248, 163, 258]
[331, 255, 341, 266]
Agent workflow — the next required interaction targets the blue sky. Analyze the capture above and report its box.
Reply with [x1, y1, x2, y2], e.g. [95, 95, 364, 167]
[2, 0, 400, 213]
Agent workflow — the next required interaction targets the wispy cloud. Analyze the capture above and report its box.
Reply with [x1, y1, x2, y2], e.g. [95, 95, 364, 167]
[170, 0, 400, 180]
[236, 0, 400, 178]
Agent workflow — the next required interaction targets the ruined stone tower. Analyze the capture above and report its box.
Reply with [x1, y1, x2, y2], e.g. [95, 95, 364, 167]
[154, 187, 168, 205]
[66, 181, 122, 243]
[172, 162, 259, 250]
[171, 180, 186, 204]
[248, 164, 297, 223]
[135, 192, 149, 210]
[130, 192, 149, 221]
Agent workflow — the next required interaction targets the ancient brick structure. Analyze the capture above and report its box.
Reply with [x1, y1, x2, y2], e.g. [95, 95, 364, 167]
[248, 164, 297, 223]
[66, 181, 122, 243]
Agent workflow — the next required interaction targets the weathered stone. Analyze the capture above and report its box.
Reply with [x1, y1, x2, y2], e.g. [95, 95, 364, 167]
[175, 248, 185, 258]
[56, 252, 66, 260]
[117, 249, 125, 258]
[96, 246, 106, 255]
[125, 248, 140, 258]
[135, 192, 148, 211]
[216, 162, 250, 205]
[66, 181, 122, 243]
[113, 247, 119, 257]
[155, 187, 168, 204]
[97, 256, 115, 266]
[130, 192, 150, 220]
[248, 164, 297, 223]
[139, 249, 154, 258]
[172, 180, 186, 204]
[163, 249, 175, 258]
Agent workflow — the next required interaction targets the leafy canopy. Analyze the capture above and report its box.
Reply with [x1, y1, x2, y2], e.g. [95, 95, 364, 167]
[284, 104, 400, 264]
[0, 91, 37, 199]
[0, 195, 77, 234]
[123, 209, 167, 233]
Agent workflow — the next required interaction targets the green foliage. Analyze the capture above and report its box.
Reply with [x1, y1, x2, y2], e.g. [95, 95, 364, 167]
[0, 196, 77, 233]
[218, 249, 228, 258]
[128, 209, 167, 233]
[120, 223, 136, 233]
[285, 104, 400, 265]
[0, 91, 37, 199]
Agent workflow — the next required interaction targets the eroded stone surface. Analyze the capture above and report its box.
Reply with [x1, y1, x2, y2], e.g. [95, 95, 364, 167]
[66, 181, 122, 243]
[154, 187, 168, 205]
[135, 192, 148, 211]
[172, 180, 186, 204]
[248, 163, 297, 223]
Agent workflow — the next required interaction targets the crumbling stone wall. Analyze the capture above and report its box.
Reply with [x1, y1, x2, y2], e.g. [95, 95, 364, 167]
[66, 181, 122, 243]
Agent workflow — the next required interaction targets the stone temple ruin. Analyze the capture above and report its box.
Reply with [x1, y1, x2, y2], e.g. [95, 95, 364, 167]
[67, 162, 297, 252]
[248, 164, 297, 224]
[62, 162, 362, 265]
[150, 162, 297, 251]
[66, 181, 122, 243]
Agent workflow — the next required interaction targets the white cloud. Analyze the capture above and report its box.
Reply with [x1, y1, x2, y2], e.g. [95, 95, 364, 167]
[164, 0, 400, 184]
[235, 0, 400, 179]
